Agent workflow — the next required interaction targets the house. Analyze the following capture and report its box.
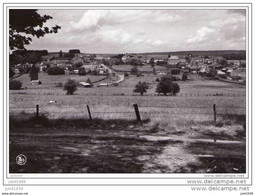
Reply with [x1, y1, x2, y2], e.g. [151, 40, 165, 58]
[81, 64, 97, 73]
[167, 56, 186, 66]
[227, 60, 240, 66]
[79, 82, 93, 88]
[98, 83, 110, 87]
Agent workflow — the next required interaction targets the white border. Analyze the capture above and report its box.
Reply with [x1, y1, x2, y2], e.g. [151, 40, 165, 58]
[2, 3, 252, 186]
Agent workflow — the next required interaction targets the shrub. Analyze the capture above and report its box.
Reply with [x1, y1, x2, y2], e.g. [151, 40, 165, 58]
[124, 73, 129, 77]
[64, 79, 77, 95]
[155, 78, 160, 82]
[10, 80, 22, 90]
[48, 66, 65, 75]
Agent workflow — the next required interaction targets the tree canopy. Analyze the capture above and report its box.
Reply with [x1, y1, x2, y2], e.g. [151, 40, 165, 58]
[9, 9, 61, 50]
[133, 82, 149, 96]
[156, 76, 180, 96]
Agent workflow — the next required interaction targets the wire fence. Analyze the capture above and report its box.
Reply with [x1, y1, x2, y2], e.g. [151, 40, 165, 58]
[9, 103, 246, 122]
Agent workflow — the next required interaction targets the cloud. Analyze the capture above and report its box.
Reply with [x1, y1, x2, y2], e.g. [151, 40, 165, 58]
[69, 10, 181, 32]
[27, 9, 246, 53]
[187, 27, 216, 43]
[187, 13, 245, 48]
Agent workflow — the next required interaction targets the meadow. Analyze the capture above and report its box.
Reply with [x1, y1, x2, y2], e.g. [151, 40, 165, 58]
[9, 71, 246, 173]
[10, 71, 246, 135]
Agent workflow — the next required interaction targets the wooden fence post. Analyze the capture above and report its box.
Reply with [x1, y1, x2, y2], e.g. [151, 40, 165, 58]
[133, 104, 141, 122]
[87, 105, 92, 120]
[213, 104, 217, 123]
[36, 104, 39, 118]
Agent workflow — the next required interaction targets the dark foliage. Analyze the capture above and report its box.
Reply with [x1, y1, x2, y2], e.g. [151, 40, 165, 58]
[10, 68, 15, 78]
[64, 79, 77, 95]
[9, 10, 60, 50]
[10, 80, 22, 90]
[78, 67, 86, 75]
[223, 53, 246, 60]
[131, 66, 139, 75]
[48, 66, 65, 75]
[182, 73, 188, 81]
[133, 82, 149, 96]
[156, 76, 180, 96]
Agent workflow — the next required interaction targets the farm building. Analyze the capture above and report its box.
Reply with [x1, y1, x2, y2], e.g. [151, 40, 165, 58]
[168, 56, 186, 66]
[81, 64, 97, 73]
[79, 82, 93, 88]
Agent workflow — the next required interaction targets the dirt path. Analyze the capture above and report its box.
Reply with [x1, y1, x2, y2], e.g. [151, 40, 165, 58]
[9, 131, 245, 173]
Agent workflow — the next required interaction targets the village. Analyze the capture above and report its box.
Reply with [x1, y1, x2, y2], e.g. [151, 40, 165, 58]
[10, 49, 246, 88]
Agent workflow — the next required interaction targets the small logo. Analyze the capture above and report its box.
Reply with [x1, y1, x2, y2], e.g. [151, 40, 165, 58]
[16, 154, 27, 165]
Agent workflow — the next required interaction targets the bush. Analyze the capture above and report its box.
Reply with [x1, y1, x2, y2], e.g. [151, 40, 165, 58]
[124, 73, 129, 77]
[78, 67, 86, 75]
[48, 66, 65, 75]
[64, 79, 77, 95]
[182, 74, 188, 81]
[131, 66, 139, 75]
[10, 80, 22, 90]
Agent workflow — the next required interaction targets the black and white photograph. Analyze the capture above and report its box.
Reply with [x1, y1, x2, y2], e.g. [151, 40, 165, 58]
[1, 1, 254, 195]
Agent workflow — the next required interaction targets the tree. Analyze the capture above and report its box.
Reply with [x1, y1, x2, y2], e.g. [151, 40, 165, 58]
[182, 73, 188, 81]
[156, 76, 173, 96]
[156, 76, 180, 96]
[9, 68, 15, 78]
[133, 81, 149, 96]
[171, 83, 180, 95]
[149, 58, 155, 65]
[78, 67, 86, 75]
[9, 9, 60, 50]
[48, 66, 65, 75]
[10, 80, 22, 90]
[59, 50, 63, 58]
[220, 59, 228, 67]
[64, 79, 77, 95]
[131, 66, 139, 75]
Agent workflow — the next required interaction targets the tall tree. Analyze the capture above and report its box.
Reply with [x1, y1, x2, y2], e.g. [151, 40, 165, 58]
[9, 9, 61, 51]
[59, 50, 63, 58]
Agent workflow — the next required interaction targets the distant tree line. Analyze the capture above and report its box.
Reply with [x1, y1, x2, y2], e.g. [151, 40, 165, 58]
[223, 53, 246, 60]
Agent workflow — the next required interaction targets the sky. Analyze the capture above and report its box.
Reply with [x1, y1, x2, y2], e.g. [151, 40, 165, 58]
[26, 9, 246, 54]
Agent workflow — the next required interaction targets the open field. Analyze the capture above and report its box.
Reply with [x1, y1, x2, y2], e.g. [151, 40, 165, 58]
[112, 64, 169, 72]
[9, 71, 246, 173]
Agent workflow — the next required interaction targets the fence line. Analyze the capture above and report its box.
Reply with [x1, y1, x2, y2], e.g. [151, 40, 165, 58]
[9, 104, 246, 123]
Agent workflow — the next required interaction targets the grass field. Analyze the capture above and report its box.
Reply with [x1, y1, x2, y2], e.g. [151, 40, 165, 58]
[112, 64, 169, 72]
[9, 71, 246, 173]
